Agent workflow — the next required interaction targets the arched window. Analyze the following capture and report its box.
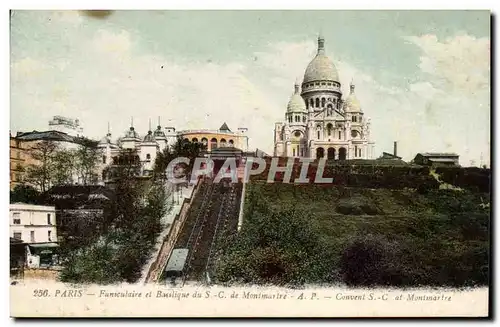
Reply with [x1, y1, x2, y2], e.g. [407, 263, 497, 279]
[192, 137, 198, 143]
[201, 138, 208, 146]
[317, 131, 320, 139]
[210, 138, 218, 150]
[146, 153, 151, 160]
[289, 116, 292, 123]
[355, 145, 358, 157]
[306, 102, 309, 109]
[310, 98, 314, 108]
[321, 98, 326, 108]
[228, 139, 234, 147]
[338, 131, 342, 139]
[220, 138, 227, 147]
[315, 98, 320, 108]
[302, 116, 306, 122]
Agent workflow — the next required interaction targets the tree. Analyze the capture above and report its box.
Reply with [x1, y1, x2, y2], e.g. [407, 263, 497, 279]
[25, 140, 59, 192]
[10, 184, 41, 204]
[74, 138, 102, 185]
[154, 137, 206, 181]
[52, 150, 76, 186]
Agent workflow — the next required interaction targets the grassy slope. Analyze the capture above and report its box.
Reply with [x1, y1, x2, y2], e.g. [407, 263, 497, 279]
[218, 182, 489, 287]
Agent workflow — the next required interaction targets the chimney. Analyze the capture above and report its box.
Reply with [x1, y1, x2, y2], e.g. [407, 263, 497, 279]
[393, 141, 398, 157]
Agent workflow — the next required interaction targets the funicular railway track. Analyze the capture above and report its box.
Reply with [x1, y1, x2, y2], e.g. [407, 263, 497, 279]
[204, 182, 243, 279]
[166, 177, 242, 285]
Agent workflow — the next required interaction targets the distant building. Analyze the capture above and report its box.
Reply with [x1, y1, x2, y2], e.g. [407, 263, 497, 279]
[274, 35, 375, 160]
[379, 152, 402, 160]
[9, 133, 29, 190]
[413, 153, 460, 167]
[178, 122, 249, 153]
[10, 203, 58, 244]
[379, 141, 402, 160]
[48, 115, 84, 137]
[9, 203, 59, 269]
[42, 185, 116, 246]
[97, 119, 174, 182]
[11, 117, 92, 189]
[97, 120, 249, 183]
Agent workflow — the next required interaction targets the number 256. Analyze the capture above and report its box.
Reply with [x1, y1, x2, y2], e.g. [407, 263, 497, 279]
[33, 289, 49, 297]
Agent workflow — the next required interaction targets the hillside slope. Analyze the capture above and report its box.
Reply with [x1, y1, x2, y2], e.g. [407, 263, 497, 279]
[215, 182, 490, 288]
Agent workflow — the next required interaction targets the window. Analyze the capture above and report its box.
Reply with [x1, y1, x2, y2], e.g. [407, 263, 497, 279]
[359, 116, 362, 122]
[303, 116, 306, 122]
[13, 232, 22, 240]
[359, 148, 362, 157]
[13, 213, 21, 225]
[30, 231, 35, 243]
[293, 148, 296, 156]
[355, 146, 358, 157]
[338, 131, 342, 139]
[294, 131, 301, 138]
[317, 131, 320, 139]
[327, 123, 333, 136]
[102, 155, 107, 164]
[310, 99, 314, 108]
[48, 230, 52, 241]
[321, 98, 326, 108]
[47, 213, 51, 225]
[146, 153, 151, 160]
[315, 98, 320, 108]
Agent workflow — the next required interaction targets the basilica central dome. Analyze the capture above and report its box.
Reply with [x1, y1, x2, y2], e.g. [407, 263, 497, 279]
[303, 36, 340, 84]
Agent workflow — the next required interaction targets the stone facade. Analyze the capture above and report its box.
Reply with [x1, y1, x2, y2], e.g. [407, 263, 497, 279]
[274, 36, 375, 160]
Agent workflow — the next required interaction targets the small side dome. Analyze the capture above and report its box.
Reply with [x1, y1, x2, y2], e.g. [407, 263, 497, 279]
[153, 125, 166, 138]
[143, 130, 156, 142]
[98, 133, 112, 145]
[344, 83, 362, 112]
[124, 126, 140, 139]
[287, 83, 307, 113]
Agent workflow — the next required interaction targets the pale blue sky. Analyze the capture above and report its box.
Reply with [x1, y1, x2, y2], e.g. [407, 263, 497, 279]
[10, 10, 491, 165]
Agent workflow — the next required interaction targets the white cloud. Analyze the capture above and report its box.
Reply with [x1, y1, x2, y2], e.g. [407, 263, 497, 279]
[405, 34, 490, 96]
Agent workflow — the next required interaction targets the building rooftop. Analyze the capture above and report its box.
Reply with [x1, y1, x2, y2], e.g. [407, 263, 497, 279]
[419, 152, 459, 158]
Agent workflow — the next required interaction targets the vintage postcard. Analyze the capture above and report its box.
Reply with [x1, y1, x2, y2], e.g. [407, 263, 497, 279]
[9, 10, 491, 318]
